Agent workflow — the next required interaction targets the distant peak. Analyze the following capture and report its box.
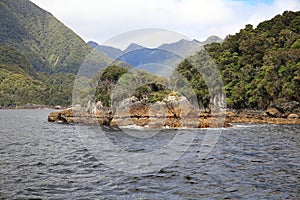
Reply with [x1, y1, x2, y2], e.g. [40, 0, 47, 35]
[127, 43, 144, 48]
[87, 41, 99, 45]
[124, 43, 145, 52]
[87, 41, 99, 48]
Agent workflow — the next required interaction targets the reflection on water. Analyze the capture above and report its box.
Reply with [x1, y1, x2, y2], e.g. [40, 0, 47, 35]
[0, 110, 299, 199]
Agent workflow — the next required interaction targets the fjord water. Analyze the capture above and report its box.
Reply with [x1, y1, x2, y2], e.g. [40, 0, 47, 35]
[0, 109, 299, 199]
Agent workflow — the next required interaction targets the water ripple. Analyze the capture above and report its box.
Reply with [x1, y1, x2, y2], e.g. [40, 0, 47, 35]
[0, 110, 299, 199]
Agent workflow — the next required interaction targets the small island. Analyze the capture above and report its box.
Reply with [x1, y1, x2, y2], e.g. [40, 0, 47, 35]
[48, 99, 300, 128]
[47, 63, 300, 128]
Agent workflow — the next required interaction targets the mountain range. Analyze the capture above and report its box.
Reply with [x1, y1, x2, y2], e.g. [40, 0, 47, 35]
[88, 36, 222, 65]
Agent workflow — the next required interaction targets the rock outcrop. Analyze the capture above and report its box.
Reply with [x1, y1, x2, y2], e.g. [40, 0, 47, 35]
[225, 104, 300, 124]
[110, 96, 204, 128]
[48, 106, 112, 125]
[48, 99, 300, 127]
[48, 96, 230, 128]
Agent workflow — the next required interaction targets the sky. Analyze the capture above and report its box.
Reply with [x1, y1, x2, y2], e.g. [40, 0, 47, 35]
[30, 0, 300, 49]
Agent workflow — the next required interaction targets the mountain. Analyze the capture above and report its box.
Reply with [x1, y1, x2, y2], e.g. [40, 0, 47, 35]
[123, 43, 145, 54]
[0, 0, 110, 73]
[93, 36, 223, 60]
[117, 48, 182, 75]
[88, 41, 123, 59]
[0, 45, 76, 107]
[90, 36, 222, 73]
[0, 0, 112, 107]
[159, 39, 202, 58]
[87, 41, 99, 49]
[176, 11, 300, 110]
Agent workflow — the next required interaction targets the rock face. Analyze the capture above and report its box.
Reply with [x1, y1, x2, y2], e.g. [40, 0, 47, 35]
[110, 96, 202, 128]
[48, 96, 229, 128]
[275, 101, 300, 114]
[48, 106, 112, 125]
[48, 108, 74, 123]
[48, 99, 300, 127]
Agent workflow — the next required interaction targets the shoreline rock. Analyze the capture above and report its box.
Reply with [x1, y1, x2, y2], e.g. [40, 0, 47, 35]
[48, 108, 300, 128]
[48, 99, 300, 128]
[225, 109, 300, 125]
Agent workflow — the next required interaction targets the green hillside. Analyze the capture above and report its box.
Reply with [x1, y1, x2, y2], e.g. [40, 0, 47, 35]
[0, 0, 113, 107]
[0, 45, 76, 107]
[177, 11, 300, 110]
[0, 0, 110, 73]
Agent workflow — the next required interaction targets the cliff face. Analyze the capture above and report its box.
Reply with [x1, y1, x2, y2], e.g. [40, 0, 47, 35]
[110, 96, 200, 128]
[48, 95, 229, 128]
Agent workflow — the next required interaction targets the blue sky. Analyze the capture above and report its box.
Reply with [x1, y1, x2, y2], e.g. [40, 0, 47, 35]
[30, 0, 300, 49]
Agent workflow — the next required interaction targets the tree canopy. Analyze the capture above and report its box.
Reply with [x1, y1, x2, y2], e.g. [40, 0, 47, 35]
[178, 11, 300, 109]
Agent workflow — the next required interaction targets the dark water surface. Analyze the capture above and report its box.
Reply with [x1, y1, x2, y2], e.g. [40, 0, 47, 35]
[0, 109, 299, 199]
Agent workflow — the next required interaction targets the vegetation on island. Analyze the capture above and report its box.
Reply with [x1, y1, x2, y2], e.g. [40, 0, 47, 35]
[92, 65, 172, 107]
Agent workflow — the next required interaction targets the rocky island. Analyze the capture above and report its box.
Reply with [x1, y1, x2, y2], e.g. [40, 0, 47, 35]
[48, 95, 227, 128]
[48, 98, 300, 128]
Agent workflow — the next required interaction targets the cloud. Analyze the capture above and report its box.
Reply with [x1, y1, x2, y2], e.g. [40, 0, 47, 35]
[30, 0, 300, 47]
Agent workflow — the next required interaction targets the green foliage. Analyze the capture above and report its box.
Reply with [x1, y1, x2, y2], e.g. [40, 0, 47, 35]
[95, 66, 128, 107]
[134, 83, 171, 104]
[94, 66, 172, 106]
[0, 45, 76, 107]
[0, 0, 113, 107]
[175, 58, 210, 108]
[0, 46, 36, 76]
[99, 65, 128, 83]
[175, 11, 299, 109]
[0, 0, 111, 74]
[202, 10, 300, 109]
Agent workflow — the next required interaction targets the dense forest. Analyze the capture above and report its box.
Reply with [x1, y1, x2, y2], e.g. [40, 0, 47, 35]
[177, 11, 300, 110]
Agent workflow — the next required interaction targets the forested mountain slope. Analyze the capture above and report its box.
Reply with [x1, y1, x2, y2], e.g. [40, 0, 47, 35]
[0, 0, 111, 107]
[0, 0, 111, 73]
